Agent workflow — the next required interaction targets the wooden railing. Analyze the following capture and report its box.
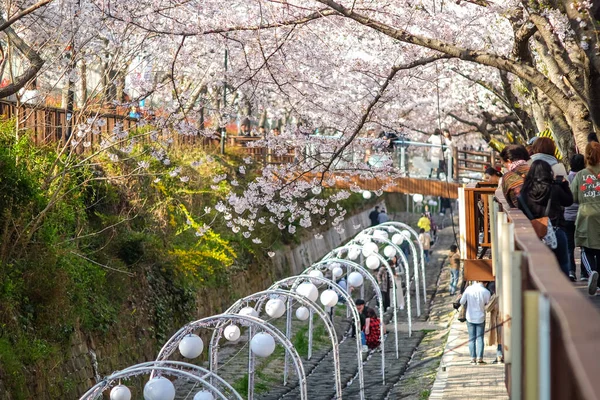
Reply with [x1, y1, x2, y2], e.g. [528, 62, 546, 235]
[453, 148, 499, 181]
[460, 182, 600, 400]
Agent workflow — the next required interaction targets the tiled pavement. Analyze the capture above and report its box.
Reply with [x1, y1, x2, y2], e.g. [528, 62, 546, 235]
[429, 313, 508, 399]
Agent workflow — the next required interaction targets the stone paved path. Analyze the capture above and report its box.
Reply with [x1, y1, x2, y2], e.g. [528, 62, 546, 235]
[429, 315, 508, 399]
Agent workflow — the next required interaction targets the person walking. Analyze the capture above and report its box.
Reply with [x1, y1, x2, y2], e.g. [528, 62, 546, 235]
[570, 141, 600, 295]
[565, 154, 586, 281]
[377, 208, 390, 224]
[448, 244, 460, 295]
[369, 206, 380, 227]
[518, 160, 573, 276]
[460, 281, 491, 364]
[364, 308, 383, 350]
[418, 228, 431, 263]
[377, 261, 393, 311]
[428, 128, 443, 179]
[499, 144, 530, 208]
[417, 213, 431, 233]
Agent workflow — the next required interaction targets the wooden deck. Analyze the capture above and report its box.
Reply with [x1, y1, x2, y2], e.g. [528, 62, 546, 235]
[299, 172, 460, 198]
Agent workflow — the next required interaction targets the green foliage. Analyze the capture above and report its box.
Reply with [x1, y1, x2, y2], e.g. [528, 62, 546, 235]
[293, 326, 309, 357]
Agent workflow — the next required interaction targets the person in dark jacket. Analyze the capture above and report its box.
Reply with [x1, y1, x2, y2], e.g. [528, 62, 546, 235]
[369, 206, 380, 226]
[518, 160, 574, 276]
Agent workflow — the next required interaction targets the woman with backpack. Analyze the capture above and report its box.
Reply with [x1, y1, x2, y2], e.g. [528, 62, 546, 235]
[517, 160, 573, 276]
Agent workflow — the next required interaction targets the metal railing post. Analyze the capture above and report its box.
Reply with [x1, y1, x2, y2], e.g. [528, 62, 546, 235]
[510, 251, 523, 400]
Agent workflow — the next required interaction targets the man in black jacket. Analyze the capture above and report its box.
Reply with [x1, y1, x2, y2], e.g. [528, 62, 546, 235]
[369, 206, 380, 226]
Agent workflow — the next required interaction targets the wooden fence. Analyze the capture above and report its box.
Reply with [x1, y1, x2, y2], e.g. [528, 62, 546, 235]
[460, 182, 600, 400]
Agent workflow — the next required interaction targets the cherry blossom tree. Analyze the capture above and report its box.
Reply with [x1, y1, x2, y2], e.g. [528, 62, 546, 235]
[3, 0, 599, 239]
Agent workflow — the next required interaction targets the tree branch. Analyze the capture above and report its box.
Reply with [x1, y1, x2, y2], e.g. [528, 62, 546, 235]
[314, 0, 574, 116]
[320, 54, 450, 182]
[102, 8, 337, 37]
[0, 0, 54, 32]
[0, 16, 44, 98]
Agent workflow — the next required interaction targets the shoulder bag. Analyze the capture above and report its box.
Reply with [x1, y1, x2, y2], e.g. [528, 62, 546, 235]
[517, 194, 558, 249]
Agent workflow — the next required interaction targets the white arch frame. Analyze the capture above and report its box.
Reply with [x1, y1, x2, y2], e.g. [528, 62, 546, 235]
[214, 289, 343, 400]
[378, 222, 427, 311]
[324, 243, 401, 343]
[270, 275, 366, 400]
[347, 231, 414, 337]
[308, 258, 389, 382]
[155, 314, 307, 400]
[80, 361, 241, 400]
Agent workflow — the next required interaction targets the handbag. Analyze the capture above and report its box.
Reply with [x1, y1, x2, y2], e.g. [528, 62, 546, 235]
[458, 302, 467, 322]
[517, 194, 558, 249]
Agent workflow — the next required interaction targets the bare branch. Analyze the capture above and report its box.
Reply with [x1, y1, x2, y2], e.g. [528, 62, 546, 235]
[319, 54, 451, 182]
[0, 17, 44, 98]
[0, 0, 54, 32]
[102, 8, 337, 37]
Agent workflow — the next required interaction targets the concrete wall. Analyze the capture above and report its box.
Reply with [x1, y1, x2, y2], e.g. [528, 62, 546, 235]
[271, 201, 385, 277]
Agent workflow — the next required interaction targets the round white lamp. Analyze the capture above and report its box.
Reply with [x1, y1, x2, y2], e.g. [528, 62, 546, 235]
[383, 245, 396, 258]
[110, 385, 131, 400]
[194, 391, 214, 400]
[265, 298, 286, 319]
[391, 233, 404, 245]
[296, 282, 319, 302]
[362, 191, 372, 199]
[366, 255, 380, 270]
[308, 269, 324, 279]
[143, 377, 176, 400]
[238, 307, 259, 318]
[224, 325, 241, 341]
[373, 230, 388, 239]
[295, 306, 310, 320]
[362, 241, 379, 257]
[348, 271, 364, 287]
[250, 332, 276, 357]
[320, 289, 339, 307]
[401, 230, 412, 240]
[332, 266, 343, 279]
[178, 334, 204, 359]
[413, 193, 424, 203]
[347, 248, 360, 260]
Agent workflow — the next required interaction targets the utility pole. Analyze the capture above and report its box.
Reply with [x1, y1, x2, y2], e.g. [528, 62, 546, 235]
[220, 47, 228, 155]
[65, 0, 80, 143]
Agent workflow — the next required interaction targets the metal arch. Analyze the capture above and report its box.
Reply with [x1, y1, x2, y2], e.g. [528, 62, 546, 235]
[270, 275, 365, 400]
[360, 225, 422, 317]
[120, 361, 241, 399]
[213, 289, 343, 400]
[80, 364, 233, 400]
[323, 243, 400, 342]
[307, 259, 388, 384]
[378, 222, 427, 310]
[311, 258, 397, 359]
[350, 231, 420, 318]
[347, 232, 413, 338]
[155, 314, 308, 400]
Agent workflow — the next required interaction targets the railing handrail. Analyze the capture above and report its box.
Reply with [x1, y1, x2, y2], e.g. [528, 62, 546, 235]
[495, 188, 600, 400]
[0, 100, 137, 122]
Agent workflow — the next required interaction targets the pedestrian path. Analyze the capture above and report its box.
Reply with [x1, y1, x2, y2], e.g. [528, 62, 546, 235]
[429, 315, 508, 399]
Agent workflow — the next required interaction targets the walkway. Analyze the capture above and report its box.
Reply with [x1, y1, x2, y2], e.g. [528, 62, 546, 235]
[429, 315, 508, 399]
